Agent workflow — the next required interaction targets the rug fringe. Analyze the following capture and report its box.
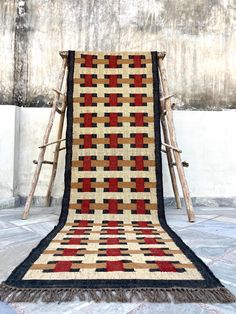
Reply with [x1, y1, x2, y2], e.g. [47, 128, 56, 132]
[0, 283, 235, 303]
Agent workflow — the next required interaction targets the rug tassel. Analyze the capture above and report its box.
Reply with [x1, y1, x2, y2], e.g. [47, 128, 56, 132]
[0, 283, 235, 303]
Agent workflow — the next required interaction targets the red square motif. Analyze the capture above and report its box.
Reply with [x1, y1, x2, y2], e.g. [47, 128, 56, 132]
[83, 113, 93, 127]
[108, 56, 118, 68]
[83, 156, 92, 171]
[84, 94, 93, 106]
[149, 248, 165, 256]
[108, 199, 118, 213]
[82, 178, 91, 192]
[133, 55, 142, 68]
[144, 237, 157, 244]
[106, 248, 121, 256]
[109, 113, 118, 127]
[62, 249, 78, 256]
[68, 238, 82, 245]
[156, 261, 176, 272]
[106, 260, 124, 271]
[133, 75, 142, 87]
[53, 261, 72, 272]
[106, 237, 119, 245]
[84, 74, 93, 87]
[83, 55, 93, 67]
[108, 178, 118, 192]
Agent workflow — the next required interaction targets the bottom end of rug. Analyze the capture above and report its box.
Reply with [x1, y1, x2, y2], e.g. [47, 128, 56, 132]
[0, 283, 235, 303]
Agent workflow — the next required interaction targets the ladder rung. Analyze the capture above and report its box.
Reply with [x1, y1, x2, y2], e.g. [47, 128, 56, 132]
[59, 50, 167, 59]
[39, 138, 65, 149]
[162, 142, 182, 153]
[33, 160, 54, 165]
[160, 94, 175, 102]
[52, 89, 66, 97]
[56, 105, 66, 115]
[172, 161, 189, 168]
[56, 107, 62, 114]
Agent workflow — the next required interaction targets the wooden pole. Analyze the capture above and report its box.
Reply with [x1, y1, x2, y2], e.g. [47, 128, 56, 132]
[45, 71, 68, 207]
[160, 115, 182, 209]
[158, 57, 195, 222]
[59, 51, 167, 59]
[158, 72, 181, 209]
[22, 57, 67, 219]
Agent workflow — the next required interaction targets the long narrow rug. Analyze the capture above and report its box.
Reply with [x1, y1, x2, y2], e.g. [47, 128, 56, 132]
[0, 51, 235, 303]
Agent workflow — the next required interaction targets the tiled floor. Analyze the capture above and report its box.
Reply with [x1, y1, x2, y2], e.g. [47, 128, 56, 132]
[0, 206, 235, 314]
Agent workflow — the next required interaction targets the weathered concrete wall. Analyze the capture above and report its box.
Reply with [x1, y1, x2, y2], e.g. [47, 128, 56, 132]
[1, 0, 236, 109]
[0, 106, 17, 198]
[0, 1, 15, 105]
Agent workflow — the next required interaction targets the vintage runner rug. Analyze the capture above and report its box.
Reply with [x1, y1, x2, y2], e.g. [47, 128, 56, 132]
[0, 51, 235, 303]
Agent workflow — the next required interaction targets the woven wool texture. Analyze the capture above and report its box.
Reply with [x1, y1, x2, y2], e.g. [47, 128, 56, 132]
[21, 52, 202, 281]
[1, 51, 235, 304]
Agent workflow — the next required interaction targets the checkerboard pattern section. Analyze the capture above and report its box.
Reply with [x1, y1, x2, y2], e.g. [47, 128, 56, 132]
[23, 52, 203, 281]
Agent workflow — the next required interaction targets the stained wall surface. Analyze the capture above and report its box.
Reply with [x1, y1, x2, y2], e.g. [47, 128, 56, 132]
[1, 0, 236, 109]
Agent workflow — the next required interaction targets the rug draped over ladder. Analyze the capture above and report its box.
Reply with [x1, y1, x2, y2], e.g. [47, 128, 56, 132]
[0, 51, 235, 303]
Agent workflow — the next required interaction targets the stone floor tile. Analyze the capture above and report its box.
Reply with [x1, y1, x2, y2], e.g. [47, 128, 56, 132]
[0, 241, 40, 281]
[214, 216, 236, 224]
[22, 221, 58, 236]
[0, 302, 17, 314]
[10, 214, 59, 227]
[0, 227, 41, 250]
[189, 220, 236, 239]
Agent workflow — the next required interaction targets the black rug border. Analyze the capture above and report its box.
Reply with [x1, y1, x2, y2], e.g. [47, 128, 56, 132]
[4, 51, 223, 290]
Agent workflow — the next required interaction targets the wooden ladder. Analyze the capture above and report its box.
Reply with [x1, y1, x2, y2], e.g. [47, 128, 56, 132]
[22, 51, 195, 222]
